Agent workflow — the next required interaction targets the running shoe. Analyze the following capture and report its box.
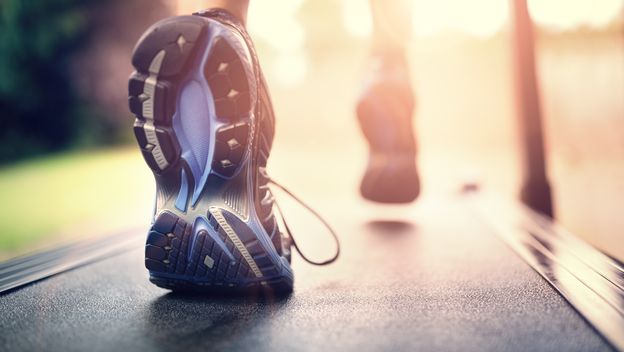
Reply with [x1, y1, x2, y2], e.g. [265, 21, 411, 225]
[128, 9, 294, 293]
[357, 53, 420, 203]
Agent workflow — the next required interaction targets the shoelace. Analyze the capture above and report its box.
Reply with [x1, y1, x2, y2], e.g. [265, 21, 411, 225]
[269, 179, 340, 266]
[193, 9, 339, 265]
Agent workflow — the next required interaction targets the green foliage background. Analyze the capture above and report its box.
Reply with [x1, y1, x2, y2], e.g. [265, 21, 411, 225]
[0, 0, 119, 163]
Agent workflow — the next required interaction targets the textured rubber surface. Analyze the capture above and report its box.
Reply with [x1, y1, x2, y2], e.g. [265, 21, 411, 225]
[129, 16, 251, 177]
[129, 15, 292, 293]
[144, 211, 292, 294]
[0, 198, 613, 351]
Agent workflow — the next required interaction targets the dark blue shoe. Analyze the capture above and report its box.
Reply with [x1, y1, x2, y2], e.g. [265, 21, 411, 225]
[128, 9, 293, 294]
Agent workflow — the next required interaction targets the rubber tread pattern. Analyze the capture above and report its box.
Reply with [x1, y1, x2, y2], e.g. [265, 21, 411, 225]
[145, 211, 290, 293]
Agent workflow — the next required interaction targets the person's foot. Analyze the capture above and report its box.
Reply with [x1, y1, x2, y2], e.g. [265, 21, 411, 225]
[128, 9, 293, 294]
[357, 53, 420, 203]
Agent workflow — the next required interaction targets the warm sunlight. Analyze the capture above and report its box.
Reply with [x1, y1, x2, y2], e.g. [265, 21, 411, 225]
[248, 0, 307, 86]
[342, 0, 373, 37]
[411, 0, 508, 37]
[176, 0, 623, 39]
[528, 0, 623, 30]
[3, 0, 624, 349]
[187, 0, 624, 40]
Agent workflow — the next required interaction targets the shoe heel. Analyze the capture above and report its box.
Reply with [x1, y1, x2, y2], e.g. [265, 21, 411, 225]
[145, 210, 293, 293]
[144, 211, 183, 275]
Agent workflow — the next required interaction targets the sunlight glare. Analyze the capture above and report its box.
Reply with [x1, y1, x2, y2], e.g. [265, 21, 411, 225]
[248, 0, 308, 86]
[528, 0, 623, 30]
[248, 0, 306, 52]
[274, 52, 309, 87]
[342, 0, 374, 38]
[175, 0, 201, 15]
[412, 0, 508, 37]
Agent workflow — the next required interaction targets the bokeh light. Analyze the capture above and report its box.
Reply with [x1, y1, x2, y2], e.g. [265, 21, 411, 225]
[529, 0, 623, 30]
[342, 0, 373, 38]
[412, 0, 509, 37]
[249, 0, 308, 86]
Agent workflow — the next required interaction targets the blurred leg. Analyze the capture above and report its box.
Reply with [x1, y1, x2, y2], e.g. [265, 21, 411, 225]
[370, 0, 412, 57]
[357, 0, 420, 204]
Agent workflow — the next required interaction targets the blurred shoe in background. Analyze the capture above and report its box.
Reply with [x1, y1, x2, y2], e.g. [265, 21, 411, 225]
[357, 52, 420, 203]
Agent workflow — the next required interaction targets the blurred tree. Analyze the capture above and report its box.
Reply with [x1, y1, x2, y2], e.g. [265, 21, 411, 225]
[0, 0, 104, 162]
[69, 0, 172, 130]
[0, 0, 173, 164]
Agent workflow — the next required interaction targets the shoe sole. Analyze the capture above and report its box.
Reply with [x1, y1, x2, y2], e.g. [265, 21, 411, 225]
[357, 98, 420, 204]
[128, 15, 293, 294]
